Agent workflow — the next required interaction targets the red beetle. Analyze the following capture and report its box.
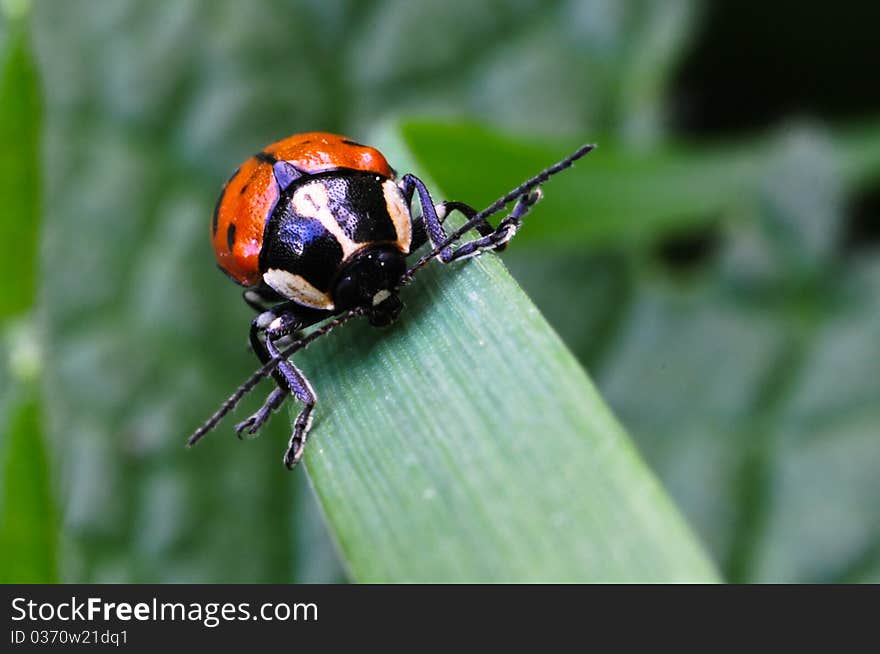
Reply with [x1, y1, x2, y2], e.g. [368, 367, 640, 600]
[191, 131, 594, 468]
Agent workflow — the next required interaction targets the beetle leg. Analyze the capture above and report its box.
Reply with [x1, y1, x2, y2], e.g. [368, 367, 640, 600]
[187, 307, 360, 453]
[261, 333, 317, 469]
[437, 201, 494, 236]
[234, 303, 326, 446]
[402, 176, 494, 252]
[234, 386, 287, 439]
[236, 320, 318, 468]
[442, 190, 541, 263]
[401, 174, 538, 263]
[234, 312, 294, 437]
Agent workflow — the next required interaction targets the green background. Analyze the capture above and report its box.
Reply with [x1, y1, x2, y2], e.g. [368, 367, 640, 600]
[1, 0, 878, 583]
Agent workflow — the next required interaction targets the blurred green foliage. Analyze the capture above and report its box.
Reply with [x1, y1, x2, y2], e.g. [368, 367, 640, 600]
[1, 392, 56, 583]
[0, 12, 40, 321]
[0, 0, 876, 582]
[0, 10, 57, 583]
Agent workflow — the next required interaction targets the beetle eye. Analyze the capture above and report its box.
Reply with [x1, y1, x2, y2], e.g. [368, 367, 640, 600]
[376, 249, 406, 282]
[334, 273, 359, 310]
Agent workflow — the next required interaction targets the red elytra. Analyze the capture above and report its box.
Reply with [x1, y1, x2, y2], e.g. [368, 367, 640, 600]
[210, 132, 395, 286]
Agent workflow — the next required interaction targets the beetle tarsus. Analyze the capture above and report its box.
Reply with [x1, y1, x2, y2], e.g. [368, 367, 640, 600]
[402, 173, 543, 267]
[443, 189, 541, 262]
[234, 386, 287, 439]
[284, 404, 314, 469]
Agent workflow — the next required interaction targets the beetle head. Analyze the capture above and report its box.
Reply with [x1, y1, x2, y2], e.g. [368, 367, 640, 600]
[333, 247, 406, 325]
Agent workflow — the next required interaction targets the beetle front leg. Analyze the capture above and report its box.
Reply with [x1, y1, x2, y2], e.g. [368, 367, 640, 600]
[234, 385, 287, 438]
[237, 311, 318, 469]
[401, 174, 540, 263]
[441, 190, 541, 263]
[235, 303, 327, 445]
[234, 310, 296, 437]
[409, 199, 495, 251]
[262, 334, 317, 469]
[402, 176, 494, 251]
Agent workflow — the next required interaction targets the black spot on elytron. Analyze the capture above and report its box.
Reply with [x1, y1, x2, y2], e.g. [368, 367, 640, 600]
[227, 223, 236, 252]
[211, 188, 223, 235]
[212, 166, 242, 235]
[239, 166, 263, 196]
[341, 139, 366, 147]
[254, 151, 277, 165]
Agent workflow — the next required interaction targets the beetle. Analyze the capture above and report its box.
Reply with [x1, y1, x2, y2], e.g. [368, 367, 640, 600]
[188, 131, 594, 468]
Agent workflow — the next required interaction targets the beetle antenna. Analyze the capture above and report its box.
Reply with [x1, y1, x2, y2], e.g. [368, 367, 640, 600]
[403, 142, 595, 280]
[186, 307, 366, 448]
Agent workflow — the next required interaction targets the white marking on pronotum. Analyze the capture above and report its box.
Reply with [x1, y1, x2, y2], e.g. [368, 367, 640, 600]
[263, 268, 334, 310]
[292, 181, 359, 259]
[383, 179, 412, 253]
[372, 289, 392, 306]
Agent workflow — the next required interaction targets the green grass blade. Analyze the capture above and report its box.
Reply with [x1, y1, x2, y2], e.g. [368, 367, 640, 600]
[301, 257, 718, 582]
[296, 128, 720, 580]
